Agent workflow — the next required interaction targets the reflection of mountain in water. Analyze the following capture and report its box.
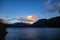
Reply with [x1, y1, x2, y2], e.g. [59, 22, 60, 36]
[8, 16, 60, 28]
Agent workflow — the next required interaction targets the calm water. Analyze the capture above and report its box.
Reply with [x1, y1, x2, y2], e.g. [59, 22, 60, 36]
[5, 28, 60, 40]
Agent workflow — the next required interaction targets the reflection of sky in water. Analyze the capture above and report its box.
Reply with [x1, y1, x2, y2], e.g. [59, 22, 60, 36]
[5, 28, 60, 40]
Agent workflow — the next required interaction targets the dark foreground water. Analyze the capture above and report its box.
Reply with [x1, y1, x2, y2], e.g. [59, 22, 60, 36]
[5, 28, 60, 40]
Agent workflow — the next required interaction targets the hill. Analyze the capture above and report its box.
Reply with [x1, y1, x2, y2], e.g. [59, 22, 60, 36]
[7, 16, 60, 28]
[9, 22, 31, 28]
[31, 19, 48, 27]
[48, 16, 60, 27]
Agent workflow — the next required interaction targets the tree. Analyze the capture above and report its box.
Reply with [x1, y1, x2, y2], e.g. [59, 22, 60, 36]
[0, 18, 8, 40]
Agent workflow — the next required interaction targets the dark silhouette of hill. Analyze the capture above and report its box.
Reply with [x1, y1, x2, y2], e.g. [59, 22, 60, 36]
[31, 19, 48, 27]
[32, 16, 60, 27]
[48, 16, 60, 27]
[9, 22, 31, 28]
[8, 16, 60, 28]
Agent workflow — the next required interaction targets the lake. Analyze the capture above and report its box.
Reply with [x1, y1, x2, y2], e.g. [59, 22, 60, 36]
[5, 28, 60, 40]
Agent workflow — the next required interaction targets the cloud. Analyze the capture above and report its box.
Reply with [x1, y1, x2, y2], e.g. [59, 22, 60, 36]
[7, 16, 38, 23]
[26, 16, 38, 22]
[16, 17, 25, 21]
[16, 16, 38, 22]
[44, 0, 60, 13]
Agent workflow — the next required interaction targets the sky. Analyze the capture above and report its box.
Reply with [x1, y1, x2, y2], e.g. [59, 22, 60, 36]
[0, 0, 60, 23]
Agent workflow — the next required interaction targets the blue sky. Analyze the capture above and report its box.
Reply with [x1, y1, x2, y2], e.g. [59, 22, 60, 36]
[0, 0, 60, 20]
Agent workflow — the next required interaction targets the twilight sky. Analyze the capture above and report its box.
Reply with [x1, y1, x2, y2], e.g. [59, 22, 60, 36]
[0, 0, 60, 23]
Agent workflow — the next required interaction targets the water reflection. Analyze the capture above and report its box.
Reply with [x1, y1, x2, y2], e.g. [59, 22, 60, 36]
[5, 28, 60, 40]
[22, 28, 39, 40]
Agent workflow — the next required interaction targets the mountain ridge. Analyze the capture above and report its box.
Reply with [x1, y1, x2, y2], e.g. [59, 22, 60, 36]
[1, 16, 60, 28]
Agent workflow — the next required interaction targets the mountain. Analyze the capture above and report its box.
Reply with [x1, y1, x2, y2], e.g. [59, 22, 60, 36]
[48, 16, 60, 27]
[8, 16, 60, 28]
[32, 16, 60, 27]
[9, 22, 31, 28]
[32, 19, 48, 27]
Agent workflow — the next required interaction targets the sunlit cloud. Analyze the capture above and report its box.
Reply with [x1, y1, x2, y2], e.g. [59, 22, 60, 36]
[15, 15, 38, 22]
[8, 15, 39, 24]
[0, 15, 39, 24]
[26, 15, 38, 22]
